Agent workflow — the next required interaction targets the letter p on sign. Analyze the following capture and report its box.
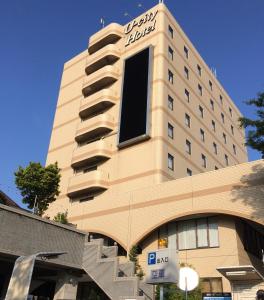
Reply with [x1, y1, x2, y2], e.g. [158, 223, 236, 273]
[148, 252, 156, 265]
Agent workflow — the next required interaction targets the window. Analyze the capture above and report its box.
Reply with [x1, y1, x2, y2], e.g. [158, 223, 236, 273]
[177, 217, 219, 250]
[79, 195, 95, 202]
[168, 153, 174, 170]
[185, 113, 191, 128]
[168, 123, 174, 139]
[83, 165, 97, 173]
[210, 99, 214, 111]
[185, 89, 190, 102]
[184, 66, 189, 79]
[213, 142, 218, 154]
[233, 144, 237, 155]
[201, 278, 223, 293]
[221, 112, 225, 123]
[118, 47, 151, 147]
[197, 64, 202, 76]
[168, 69, 173, 84]
[168, 95, 174, 110]
[201, 154, 207, 168]
[212, 120, 216, 132]
[199, 105, 204, 118]
[168, 46, 173, 60]
[219, 95, 223, 105]
[231, 125, 234, 135]
[215, 166, 219, 170]
[200, 129, 205, 142]
[177, 219, 196, 249]
[243, 221, 264, 259]
[186, 139, 191, 154]
[198, 84, 203, 96]
[229, 107, 233, 117]
[224, 154, 229, 166]
[209, 80, 213, 91]
[158, 238, 168, 249]
[168, 25, 173, 38]
[75, 164, 97, 174]
[187, 168, 192, 176]
[184, 46, 189, 58]
[223, 132, 227, 144]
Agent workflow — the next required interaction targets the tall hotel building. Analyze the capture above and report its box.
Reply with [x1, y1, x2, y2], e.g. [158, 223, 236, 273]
[46, 2, 264, 298]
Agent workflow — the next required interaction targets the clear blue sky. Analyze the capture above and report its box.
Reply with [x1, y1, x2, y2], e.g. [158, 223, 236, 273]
[0, 0, 263, 207]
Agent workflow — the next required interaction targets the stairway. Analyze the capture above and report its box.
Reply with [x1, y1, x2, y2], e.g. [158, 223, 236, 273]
[82, 238, 152, 299]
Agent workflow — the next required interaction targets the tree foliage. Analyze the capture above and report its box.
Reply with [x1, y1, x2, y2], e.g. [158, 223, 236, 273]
[129, 244, 144, 279]
[155, 263, 202, 299]
[155, 283, 202, 300]
[53, 211, 68, 224]
[14, 162, 61, 215]
[239, 91, 264, 158]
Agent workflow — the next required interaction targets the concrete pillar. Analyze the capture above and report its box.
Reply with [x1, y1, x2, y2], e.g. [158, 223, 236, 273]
[5, 255, 36, 300]
[54, 273, 78, 300]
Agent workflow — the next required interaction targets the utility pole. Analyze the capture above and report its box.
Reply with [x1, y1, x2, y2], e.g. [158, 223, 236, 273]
[33, 195, 38, 215]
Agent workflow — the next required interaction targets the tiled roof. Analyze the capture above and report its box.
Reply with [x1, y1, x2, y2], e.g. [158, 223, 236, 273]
[0, 190, 21, 208]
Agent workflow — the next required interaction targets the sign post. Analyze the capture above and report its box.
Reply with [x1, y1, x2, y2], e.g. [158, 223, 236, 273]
[160, 284, 164, 300]
[185, 276, 188, 300]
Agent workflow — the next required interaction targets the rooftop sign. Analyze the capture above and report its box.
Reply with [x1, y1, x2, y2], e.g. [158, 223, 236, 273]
[124, 10, 158, 47]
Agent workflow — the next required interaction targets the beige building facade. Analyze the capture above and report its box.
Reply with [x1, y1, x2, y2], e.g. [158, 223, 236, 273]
[46, 3, 264, 299]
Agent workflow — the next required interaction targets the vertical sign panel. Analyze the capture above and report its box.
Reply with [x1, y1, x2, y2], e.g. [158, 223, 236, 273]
[146, 248, 179, 284]
[118, 46, 152, 148]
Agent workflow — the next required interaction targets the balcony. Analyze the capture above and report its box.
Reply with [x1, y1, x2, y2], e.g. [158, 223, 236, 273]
[67, 170, 109, 198]
[79, 89, 118, 119]
[75, 113, 115, 143]
[82, 65, 119, 97]
[88, 23, 123, 55]
[71, 139, 113, 168]
[85, 44, 121, 75]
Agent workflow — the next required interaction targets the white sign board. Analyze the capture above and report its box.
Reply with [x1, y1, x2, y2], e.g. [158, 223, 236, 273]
[178, 267, 199, 291]
[146, 248, 179, 284]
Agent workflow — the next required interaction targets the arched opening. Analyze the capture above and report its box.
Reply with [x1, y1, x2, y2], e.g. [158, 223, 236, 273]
[134, 213, 264, 296]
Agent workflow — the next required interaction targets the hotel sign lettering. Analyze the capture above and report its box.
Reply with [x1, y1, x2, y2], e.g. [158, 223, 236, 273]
[124, 10, 158, 47]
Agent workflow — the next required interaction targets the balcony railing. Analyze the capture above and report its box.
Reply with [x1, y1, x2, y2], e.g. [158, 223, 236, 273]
[71, 139, 113, 168]
[85, 44, 121, 75]
[75, 113, 115, 143]
[82, 65, 119, 97]
[67, 170, 109, 198]
[88, 23, 123, 55]
[79, 89, 118, 119]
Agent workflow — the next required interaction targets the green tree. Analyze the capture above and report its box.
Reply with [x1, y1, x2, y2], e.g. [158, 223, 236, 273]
[53, 211, 68, 224]
[15, 162, 61, 216]
[129, 245, 144, 279]
[155, 283, 202, 300]
[239, 91, 264, 158]
[155, 263, 202, 299]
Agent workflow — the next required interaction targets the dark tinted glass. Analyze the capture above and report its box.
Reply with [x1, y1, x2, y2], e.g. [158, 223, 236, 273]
[118, 47, 151, 146]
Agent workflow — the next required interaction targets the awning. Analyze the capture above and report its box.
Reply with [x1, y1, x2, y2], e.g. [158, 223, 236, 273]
[217, 265, 264, 281]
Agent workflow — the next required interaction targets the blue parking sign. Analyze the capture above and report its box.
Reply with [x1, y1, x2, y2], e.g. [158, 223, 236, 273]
[148, 252, 156, 265]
